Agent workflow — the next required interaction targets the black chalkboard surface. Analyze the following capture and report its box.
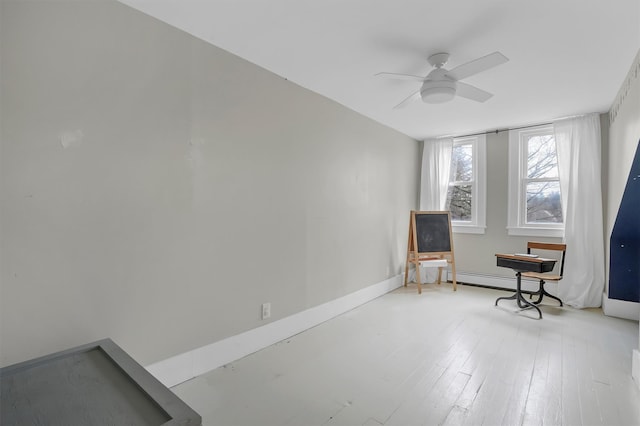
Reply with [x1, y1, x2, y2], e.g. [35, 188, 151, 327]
[404, 210, 457, 294]
[414, 212, 452, 253]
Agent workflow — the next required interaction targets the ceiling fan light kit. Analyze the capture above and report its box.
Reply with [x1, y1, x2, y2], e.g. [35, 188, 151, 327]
[421, 79, 457, 103]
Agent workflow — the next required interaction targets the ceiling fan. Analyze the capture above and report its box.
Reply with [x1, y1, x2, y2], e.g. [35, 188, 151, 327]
[376, 51, 508, 107]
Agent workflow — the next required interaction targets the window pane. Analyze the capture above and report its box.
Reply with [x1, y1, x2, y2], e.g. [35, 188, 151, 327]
[526, 181, 563, 223]
[527, 134, 559, 179]
[450, 144, 473, 182]
[447, 184, 472, 221]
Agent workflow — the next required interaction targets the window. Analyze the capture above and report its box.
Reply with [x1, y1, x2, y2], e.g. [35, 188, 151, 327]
[447, 135, 486, 234]
[508, 125, 563, 237]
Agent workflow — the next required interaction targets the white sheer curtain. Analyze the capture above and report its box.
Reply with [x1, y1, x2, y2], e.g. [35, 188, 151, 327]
[554, 114, 605, 308]
[415, 138, 453, 283]
[420, 138, 453, 210]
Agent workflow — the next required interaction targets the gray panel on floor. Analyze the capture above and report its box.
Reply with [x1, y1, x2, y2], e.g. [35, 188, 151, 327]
[0, 339, 201, 426]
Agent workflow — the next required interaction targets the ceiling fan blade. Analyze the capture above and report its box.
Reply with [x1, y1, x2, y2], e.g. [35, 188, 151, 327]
[446, 52, 508, 81]
[393, 90, 421, 109]
[375, 72, 425, 82]
[456, 82, 493, 102]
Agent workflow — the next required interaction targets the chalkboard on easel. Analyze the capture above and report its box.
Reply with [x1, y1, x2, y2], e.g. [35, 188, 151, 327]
[404, 210, 457, 294]
[414, 212, 452, 253]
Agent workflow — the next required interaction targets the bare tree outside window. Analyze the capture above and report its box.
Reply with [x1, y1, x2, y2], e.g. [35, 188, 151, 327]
[447, 143, 473, 221]
[525, 135, 563, 223]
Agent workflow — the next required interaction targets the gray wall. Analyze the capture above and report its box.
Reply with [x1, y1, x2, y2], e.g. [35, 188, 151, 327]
[0, 1, 419, 367]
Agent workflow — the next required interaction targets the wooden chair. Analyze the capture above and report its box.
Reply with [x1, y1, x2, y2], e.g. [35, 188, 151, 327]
[521, 241, 566, 306]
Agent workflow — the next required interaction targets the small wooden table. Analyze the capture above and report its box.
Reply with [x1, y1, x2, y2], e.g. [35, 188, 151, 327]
[495, 254, 557, 319]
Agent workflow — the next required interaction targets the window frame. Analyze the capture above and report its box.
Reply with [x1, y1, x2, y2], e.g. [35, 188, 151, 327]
[507, 125, 564, 237]
[449, 134, 486, 235]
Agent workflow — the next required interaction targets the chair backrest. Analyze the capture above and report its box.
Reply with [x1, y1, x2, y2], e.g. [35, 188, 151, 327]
[527, 241, 567, 277]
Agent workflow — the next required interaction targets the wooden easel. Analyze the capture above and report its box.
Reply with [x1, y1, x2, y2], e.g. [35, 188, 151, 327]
[404, 210, 457, 294]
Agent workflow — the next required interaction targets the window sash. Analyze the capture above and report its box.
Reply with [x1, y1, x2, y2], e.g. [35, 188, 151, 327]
[448, 135, 486, 234]
[449, 179, 475, 187]
[521, 179, 563, 226]
[450, 141, 475, 223]
[508, 125, 564, 237]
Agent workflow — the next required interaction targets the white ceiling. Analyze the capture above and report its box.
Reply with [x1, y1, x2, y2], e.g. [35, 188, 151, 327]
[119, 0, 639, 140]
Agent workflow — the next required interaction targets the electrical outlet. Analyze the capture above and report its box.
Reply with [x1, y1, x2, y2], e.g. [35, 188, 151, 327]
[261, 302, 271, 320]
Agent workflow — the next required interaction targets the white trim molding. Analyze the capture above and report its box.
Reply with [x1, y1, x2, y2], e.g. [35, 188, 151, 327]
[633, 349, 640, 391]
[452, 224, 487, 235]
[610, 48, 640, 125]
[506, 226, 563, 238]
[146, 274, 404, 388]
[602, 294, 640, 321]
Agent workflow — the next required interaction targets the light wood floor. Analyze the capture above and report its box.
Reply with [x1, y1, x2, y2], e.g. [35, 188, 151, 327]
[172, 283, 640, 426]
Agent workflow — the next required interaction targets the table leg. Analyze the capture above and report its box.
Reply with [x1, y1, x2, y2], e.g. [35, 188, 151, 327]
[495, 272, 542, 319]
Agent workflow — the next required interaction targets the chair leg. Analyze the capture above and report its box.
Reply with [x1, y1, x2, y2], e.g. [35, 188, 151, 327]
[531, 280, 563, 307]
[529, 282, 543, 304]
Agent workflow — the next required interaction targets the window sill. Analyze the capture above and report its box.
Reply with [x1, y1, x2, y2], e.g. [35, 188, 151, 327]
[452, 224, 486, 235]
[507, 226, 564, 238]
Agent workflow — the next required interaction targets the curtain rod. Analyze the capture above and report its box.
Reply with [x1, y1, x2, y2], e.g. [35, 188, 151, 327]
[437, 112, 599, 140]
[442, 122, 553, 140]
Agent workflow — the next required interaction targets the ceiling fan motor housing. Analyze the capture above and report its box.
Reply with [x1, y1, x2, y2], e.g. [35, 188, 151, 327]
[427, 52, 450, 68]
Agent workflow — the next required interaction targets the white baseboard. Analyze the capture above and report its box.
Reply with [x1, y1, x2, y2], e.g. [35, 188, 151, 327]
[447, 270, 559, 295]
[602, 295, 640, 321]
[633, 350, 640, 391]
[146, 274, 404, 388]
